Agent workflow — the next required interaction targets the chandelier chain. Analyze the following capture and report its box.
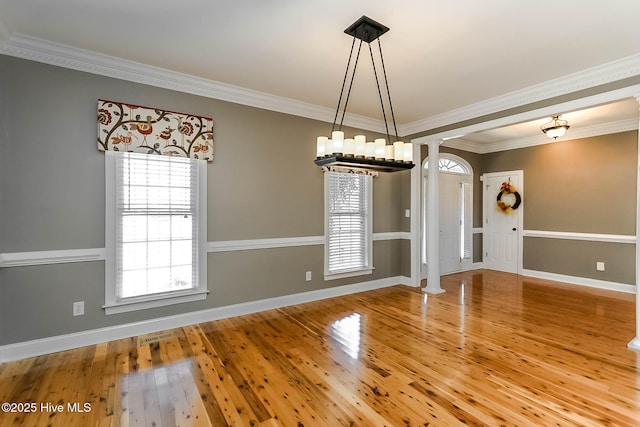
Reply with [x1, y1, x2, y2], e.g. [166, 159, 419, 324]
[378, 39, 399, 142]
[368, 42, 391, 142]
[332, 37, 357, 133]
[339, 39, 363, 131]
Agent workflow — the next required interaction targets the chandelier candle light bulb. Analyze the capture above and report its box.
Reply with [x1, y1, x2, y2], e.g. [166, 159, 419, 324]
[343, 138, 355, 156]
[394, 141, 404, 162]
[317, 136, 327, 157]
[354, 135, 366, 158]
[332, 131, 344, 155]
[385, 145, 394, 160]
[403, 142, 413, 163]
[374, 139, 386, 160]
[365, 141, 375, 159]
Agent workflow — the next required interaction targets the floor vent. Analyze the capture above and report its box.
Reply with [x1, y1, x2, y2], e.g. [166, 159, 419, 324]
[137, 330, 177, 346]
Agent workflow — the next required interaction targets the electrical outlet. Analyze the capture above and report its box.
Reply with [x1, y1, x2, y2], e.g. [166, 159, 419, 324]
[73, 301, 85, 316]
[405, 209, 411, 218]
[596, 262, 605, 272]
[305, 271, 312, 281]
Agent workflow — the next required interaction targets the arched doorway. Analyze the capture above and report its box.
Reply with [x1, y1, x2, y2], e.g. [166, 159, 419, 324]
[422, 154, 473, 277]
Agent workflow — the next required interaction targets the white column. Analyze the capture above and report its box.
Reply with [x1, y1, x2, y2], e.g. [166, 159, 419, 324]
[629, 95, 640, 351]
[410, 141, 422, 287]
[423, 140, 445, 294]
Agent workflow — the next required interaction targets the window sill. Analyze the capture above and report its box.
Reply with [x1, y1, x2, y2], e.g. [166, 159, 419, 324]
[324, 268, 373, 281]
[103, 290, 208, 315]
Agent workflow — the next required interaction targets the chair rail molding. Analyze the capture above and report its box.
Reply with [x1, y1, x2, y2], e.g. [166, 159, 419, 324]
[523, 230, 636, 244]
[0, 233, 412, 267]
[0, 248, 106, 267]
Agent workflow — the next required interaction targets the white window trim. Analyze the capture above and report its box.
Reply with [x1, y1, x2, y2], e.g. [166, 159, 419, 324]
[323, 172, 373, 280]
[424, 153, 471, 175]
[104, 151, 208, 315]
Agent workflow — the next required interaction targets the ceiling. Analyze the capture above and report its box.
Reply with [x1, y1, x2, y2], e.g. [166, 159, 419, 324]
[1, 0, 640, 148]
[447, 98, 640, 153]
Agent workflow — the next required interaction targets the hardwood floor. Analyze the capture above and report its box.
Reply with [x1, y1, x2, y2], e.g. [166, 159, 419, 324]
[1, 270, 639, 426]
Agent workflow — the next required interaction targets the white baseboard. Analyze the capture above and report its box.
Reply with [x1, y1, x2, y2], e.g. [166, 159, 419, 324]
[0, 276, 405, 364]
[628, 337, 640, 351]
[397, 276, 414, 286]
[521, 269, 636, 294]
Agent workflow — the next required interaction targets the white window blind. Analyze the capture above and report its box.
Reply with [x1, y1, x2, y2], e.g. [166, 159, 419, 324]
[326, 172, 372, 275]
[114, 153, 200, 300]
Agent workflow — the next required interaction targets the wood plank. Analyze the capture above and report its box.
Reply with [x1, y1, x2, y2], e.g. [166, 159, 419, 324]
[1, 270, 639, 426]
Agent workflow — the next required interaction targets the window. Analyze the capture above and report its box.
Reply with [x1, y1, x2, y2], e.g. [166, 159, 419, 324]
[460, 182, 472, 261]
[105, 152, 207, 314]
[324, 171, 373, 279]
[424, 158, 469, 174]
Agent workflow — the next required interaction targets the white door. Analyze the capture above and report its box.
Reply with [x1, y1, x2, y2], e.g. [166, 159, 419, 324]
[423, 169, 473, 277]
[483, 171, 523, 273]
[439, 174, 463, 274]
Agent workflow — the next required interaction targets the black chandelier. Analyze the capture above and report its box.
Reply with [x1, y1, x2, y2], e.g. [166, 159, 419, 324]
[314, 16, 415, 173]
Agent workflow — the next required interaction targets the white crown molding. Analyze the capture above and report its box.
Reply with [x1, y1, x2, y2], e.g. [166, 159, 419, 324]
[445, 117, 640, 154]
[0, 275, 403, 363]
[401, 53, 640, 136]
[0, 33, 387, 134]
[3, 34, 640, 139]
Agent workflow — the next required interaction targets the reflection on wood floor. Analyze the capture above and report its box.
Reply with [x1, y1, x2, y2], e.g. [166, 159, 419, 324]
[1, 270, 639, 426]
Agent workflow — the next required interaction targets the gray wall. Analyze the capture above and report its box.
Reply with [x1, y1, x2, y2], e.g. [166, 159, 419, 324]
[2, 53, 635, 347]
[483, 131, 637, 284]
[421, 131, 638, 284]
[0, 56, 410, 345]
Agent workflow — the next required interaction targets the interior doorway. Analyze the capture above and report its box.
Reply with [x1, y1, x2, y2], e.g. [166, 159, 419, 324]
[482, 170, 523, 274]
[422, 154, 473, 278]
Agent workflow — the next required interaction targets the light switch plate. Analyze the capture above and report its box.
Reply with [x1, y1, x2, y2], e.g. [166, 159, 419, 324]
[73, 301, 85, 316]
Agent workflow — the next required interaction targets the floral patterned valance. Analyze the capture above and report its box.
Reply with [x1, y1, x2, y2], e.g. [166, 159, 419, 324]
[97, 99, 214, 161]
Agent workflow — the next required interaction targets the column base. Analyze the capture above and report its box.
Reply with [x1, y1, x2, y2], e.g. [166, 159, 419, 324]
[421, 286, 446, 295]
[628, 337, 640, 351]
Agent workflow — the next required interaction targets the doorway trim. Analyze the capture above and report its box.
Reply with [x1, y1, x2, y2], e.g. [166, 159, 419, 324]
[422, 154, 474, 278]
